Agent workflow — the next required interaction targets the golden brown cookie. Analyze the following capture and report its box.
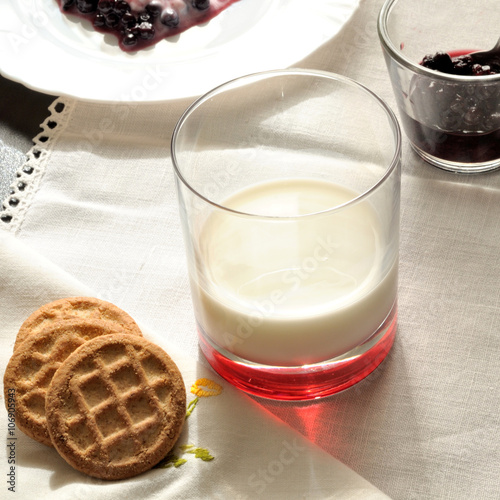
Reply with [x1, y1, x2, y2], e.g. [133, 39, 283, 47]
[14, 297, 142, 350]
[46, 334, 186, 480]
[3, 319, 138, 446]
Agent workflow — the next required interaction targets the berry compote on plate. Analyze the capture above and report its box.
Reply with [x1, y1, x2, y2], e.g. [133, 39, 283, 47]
[57, 0, 241, 52]
[403, 49, 500, 166]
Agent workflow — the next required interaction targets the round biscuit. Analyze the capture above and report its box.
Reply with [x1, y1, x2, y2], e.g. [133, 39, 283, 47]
[3, 319, 137, 446]
[46, 333, 186, 480]
[14, 297, 142, 350]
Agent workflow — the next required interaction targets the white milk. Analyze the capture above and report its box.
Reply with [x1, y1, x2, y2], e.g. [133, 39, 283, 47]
[191, 178, 397, 366]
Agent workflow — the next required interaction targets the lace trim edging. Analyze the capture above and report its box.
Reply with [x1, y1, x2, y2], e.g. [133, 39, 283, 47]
[0, 97, 72, 234]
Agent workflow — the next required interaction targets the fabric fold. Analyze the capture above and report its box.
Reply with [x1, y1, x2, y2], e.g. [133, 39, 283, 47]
[0, 231, 391, 499]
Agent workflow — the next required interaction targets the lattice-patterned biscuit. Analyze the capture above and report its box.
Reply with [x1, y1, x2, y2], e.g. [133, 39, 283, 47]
[14, 297, 142, 350]
[45, 334, 186, 480]
[3, 320, 138, 446]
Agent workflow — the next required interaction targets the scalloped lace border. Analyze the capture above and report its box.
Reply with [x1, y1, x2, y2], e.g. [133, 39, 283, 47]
[0, 97, 73, 234]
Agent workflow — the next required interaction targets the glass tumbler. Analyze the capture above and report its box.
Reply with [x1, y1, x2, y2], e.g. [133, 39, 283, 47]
[378, 0, 500, 173]
[172, 70, 401, 400]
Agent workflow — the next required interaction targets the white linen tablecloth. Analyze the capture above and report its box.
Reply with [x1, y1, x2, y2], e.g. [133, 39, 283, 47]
[0, 230, 390, 499]
[1, 0, 500, 498]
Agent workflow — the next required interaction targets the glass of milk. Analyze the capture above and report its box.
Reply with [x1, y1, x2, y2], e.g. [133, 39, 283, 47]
[172, 70, 401, 400]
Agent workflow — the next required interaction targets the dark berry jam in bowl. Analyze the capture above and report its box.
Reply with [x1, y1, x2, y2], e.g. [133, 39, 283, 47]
[378, 0, 500, 173]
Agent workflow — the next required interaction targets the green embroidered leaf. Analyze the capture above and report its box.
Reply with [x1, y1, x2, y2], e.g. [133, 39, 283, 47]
[181, 444, 214, 462]
[155, 452, 187, 469]
[155, 442, 214, 471]
[185, 397, 199, 419]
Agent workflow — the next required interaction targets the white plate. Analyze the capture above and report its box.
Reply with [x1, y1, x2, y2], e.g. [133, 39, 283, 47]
[0, 0, 360, 102]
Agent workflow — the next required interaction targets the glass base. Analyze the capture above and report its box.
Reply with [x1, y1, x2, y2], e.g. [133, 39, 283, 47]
[411, 143, 500, 174]
[198, 303, 397, 401]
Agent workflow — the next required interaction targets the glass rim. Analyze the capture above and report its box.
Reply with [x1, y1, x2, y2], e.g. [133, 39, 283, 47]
[377, 0, 500, 83]
[171, 68, 401, 220]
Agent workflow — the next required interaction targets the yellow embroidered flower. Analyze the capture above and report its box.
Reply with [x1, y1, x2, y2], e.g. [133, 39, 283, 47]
[190, 378, 223, 398]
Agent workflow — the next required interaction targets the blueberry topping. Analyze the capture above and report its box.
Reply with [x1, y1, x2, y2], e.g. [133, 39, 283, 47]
[411, 50, 500, 138]
[97, 0, 114, 13]
[120, 11, 136, 27]
[137, 21, 155, 40]
[62, 0, 75, 9]
[104, 12, 120, 28]
[160, 7, 179, 27]
[192, 0, 210, 10]
[453, 55, 474, 75]
[122, 31, 138, 46]
[58, 0, 233, 52]
[9, 198, 19, 207]
[76, 0, 98, 14]
[93, 12, 106, 27]
[463, 106, 481, 126]
[146, 1, 162, 18]
[114, 0, 130, 16]
[472, 64, 485, 76]
[421, 51, 500, 76]
[421, 52, 454, 73]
